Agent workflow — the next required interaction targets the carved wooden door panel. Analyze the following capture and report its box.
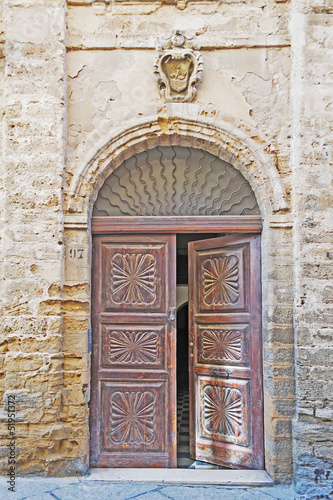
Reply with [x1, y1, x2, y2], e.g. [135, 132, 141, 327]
[188, 234, 264, 469]
[90, 234, 176, 468]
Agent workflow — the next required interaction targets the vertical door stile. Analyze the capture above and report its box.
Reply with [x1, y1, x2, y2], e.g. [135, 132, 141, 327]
[188, 239, 196, 461]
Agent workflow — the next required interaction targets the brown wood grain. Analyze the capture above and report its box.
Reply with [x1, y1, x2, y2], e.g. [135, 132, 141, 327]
[92, 216, 262, 234]
[90, 234, 177, 468]
[188, 234, 264, 469]
[90, 220, 263, 471]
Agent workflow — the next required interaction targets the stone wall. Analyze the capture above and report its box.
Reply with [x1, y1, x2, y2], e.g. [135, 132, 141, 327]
[0, 0, 331, 494]
[0, 1, 5, 369]
[291, 0, 333, 496]
[0, 0, 74, 476]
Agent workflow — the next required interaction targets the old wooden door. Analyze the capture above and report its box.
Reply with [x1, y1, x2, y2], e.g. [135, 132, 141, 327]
[188, 234, 264, 469]
[90, 234, 177, 468]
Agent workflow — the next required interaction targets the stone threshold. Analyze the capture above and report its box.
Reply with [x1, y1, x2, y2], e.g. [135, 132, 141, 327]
[86, 468, 273, 486]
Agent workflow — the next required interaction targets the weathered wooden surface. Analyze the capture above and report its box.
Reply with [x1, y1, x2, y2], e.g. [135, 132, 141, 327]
[188, 234, 264, 469]
[90, 234, 177, 467]
[92, 216, 262, 234]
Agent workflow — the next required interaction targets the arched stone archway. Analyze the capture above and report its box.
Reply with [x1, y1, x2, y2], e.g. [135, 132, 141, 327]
[63, 112, 294, 481]
[64, 111, 288, 221]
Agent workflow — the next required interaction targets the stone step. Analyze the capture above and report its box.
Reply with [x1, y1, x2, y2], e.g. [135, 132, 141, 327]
[86, 468, 274, 486]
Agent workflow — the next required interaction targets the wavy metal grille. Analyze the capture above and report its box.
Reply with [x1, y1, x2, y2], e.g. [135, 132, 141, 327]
[93, 147, 259, 216]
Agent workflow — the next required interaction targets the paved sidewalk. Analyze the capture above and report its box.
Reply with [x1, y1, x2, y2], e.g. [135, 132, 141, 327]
[0, 476, 326, 500]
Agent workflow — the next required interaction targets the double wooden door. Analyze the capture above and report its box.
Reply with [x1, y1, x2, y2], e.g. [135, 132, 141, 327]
[90, 232, 264, 469]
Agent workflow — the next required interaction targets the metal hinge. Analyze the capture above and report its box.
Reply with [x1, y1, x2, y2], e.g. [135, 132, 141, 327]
[88, 329, 92, 353]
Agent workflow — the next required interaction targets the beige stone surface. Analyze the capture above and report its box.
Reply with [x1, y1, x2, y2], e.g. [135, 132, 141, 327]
[87, 467, 274, 485]
[67, 1, 290, 49]
[290, 1, 333, 492]
[0, 0, 331, 493]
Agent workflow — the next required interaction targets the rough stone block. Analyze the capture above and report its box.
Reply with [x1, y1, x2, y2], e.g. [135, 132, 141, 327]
[61, 385, 87, 406]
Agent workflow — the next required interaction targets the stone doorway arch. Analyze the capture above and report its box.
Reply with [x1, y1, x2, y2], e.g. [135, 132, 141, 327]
[90, 145, 264, 469]
[63, 113, 294, 481]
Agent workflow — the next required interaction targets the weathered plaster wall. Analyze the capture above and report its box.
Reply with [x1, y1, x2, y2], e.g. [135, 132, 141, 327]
[66, 0, 292, 193]
[0, 0, 295, 480]
[67, 47, 291, 183]
[291, 0, 333, 495]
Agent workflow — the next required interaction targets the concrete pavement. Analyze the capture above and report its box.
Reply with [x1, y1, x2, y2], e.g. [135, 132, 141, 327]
[0, 476, 329, 500]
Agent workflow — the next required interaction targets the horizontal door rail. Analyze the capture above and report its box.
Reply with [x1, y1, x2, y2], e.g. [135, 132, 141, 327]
[92, 216, 262, 234]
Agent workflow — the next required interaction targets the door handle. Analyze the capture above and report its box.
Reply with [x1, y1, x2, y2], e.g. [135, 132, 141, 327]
[168, 307, 176, 321]
[212, 368, 232, 378]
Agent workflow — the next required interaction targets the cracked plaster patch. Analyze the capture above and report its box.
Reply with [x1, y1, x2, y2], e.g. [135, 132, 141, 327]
[68, 65, 91, 103]
[91, 81, 122, 128]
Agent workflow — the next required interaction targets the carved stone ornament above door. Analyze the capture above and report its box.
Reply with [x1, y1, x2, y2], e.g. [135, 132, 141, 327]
[154, 31, 203, 103]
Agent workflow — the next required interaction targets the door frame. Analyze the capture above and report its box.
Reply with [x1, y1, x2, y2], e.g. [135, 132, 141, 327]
[92, 216, 262, 235]
[91, 214, 263, 469]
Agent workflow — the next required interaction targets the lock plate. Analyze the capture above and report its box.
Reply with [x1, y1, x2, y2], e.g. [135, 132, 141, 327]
[168, 307, 176, 321]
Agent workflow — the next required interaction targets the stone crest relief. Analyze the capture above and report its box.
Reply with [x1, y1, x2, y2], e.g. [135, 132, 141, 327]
[154, 31, 203, 103]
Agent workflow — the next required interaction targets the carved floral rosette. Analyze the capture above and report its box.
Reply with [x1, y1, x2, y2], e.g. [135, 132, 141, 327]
[154, 31, 203, 103]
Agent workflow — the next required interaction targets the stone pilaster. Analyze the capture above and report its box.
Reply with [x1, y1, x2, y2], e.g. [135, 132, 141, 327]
[0, 0, 89, 476]
[291, 0, 333, 495]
